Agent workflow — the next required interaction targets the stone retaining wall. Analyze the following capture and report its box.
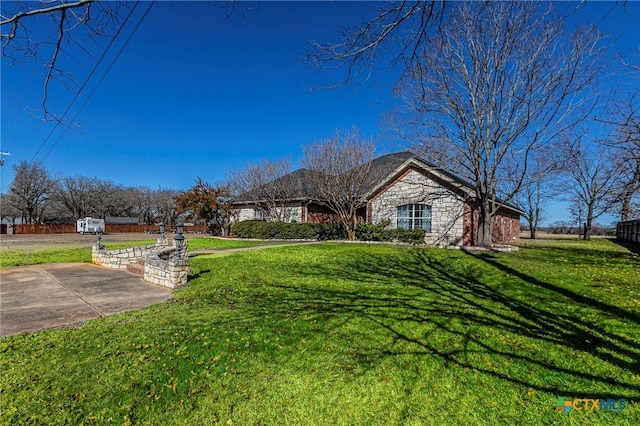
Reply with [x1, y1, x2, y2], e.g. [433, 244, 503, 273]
[92, 239, 190, 289]
[144, 243, 190, 289]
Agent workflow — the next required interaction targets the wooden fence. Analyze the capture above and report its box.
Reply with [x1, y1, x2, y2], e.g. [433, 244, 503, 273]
[616, 219, 640, 244]
[9, 224, 210, 235]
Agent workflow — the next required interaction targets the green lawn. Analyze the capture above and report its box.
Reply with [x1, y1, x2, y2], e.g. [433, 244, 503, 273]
[1, 238, 639, 425]
[0, 237, 268, 268]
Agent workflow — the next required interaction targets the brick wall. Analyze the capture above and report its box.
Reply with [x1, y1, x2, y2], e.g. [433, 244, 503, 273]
[463, 203, 521, 246]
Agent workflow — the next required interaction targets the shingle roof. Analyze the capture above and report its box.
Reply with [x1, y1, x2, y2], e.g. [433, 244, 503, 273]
[232, 151, 459, 203]
[232, 168, 325, 203]
[360, 151, 420, 195]
[231, 151, 522, 214]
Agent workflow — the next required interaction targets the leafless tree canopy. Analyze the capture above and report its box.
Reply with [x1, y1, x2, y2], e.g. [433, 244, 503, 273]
[390, 2, 602, 244]
[2, 161, 182, 225]
[301, 128, 375, 240]
[561, 137, 621, 239]
[305, 1, 445, 87]
[228, 158, 295, 222]
[1, 0, 132, 122]
[6, 160, 59, 224]
[599, 93, 640, 221]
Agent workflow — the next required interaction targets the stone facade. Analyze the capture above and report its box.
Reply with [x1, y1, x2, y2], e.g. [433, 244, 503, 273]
[236, 208, 258, 222]
[369, 169, 465, 246]
[143, 242, 190, 289]
[235, 205, 303, 223]
[92, 238, 190, 289]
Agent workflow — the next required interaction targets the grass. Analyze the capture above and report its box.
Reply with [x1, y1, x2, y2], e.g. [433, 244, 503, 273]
[1, 238, 639, 425]
[101, 237, 272, 252]
[0, 237, 270, 268]
[0, 247, 92, 267]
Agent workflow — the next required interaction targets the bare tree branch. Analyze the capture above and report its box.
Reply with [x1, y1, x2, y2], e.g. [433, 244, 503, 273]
[0, 0, 94, 28]
[1, 0, 128, 122]
[390, 2, 603, 245]
[304, 1, 445, 88]
[301, 128, 376, 240]
[228, 158, 295, 222]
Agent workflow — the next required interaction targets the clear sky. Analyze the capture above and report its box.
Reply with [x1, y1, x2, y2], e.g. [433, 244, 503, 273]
[1, 1, 638, 226]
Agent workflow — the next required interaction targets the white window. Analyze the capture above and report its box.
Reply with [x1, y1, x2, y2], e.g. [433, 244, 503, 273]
[397, 204, 432, 232]
[254, 209, 265, 221]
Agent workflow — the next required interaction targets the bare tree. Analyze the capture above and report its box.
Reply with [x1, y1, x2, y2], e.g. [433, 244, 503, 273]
[392, 2, 602, 245]
[129, 186, 181, 225]
[598, 93, 640, 221]
[1, 0, 131, 122]
[55, 175, 103, 219]
[8, 160, 59, 223]
[228, 158, 295, 222]
[152, 188, 181, 226]
[308, 1, 608, 246]
[0, 192, 24, 225]
[301, 128, 376, 240]
[510, 150, 563, 239]
[562, 138, 621, 240]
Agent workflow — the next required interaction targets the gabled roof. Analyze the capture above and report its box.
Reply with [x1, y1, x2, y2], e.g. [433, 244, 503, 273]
[232, 151, 523, 215]
[232, 168, 325, 203]
[362, 152, 523, 214]
[361, 151, 476, 199]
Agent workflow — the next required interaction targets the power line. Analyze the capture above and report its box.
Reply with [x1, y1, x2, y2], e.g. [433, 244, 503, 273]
[41, 1, 156, 163]
[28, 1, 142, 164]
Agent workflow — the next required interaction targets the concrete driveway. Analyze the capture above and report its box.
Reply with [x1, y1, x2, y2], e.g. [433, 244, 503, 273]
[0, 263, 173, 338]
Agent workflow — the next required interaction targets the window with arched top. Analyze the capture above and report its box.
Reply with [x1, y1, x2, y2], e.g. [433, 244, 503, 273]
[397, 204, 432, 232]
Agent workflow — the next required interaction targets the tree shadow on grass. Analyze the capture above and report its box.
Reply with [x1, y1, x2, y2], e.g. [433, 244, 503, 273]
[245, 247, 640, 401]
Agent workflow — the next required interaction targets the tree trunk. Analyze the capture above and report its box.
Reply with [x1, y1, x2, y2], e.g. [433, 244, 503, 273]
[529, 223, 537, 239]
[584, 204, 595, 240]
[476, 202, 493, 246]
[346, 225, 357, 241]
[620, 162, 639, 222]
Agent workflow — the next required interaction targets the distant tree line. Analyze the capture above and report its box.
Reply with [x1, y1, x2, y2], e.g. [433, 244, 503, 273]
[0, 160, 183, 227]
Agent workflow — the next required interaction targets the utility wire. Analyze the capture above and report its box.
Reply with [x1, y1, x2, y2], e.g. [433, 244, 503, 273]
[41, 1, 156, 163]
[28, 1, 141, 164]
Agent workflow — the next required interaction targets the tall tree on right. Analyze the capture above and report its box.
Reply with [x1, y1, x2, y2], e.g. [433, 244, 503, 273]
[310, 1, 605, 246]
[562, 138, 621, 240]
[393, 2, 603, 245]
[600, 93, 640, 221]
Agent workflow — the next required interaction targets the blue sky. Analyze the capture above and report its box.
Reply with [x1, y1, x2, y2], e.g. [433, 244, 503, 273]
[1, 1, 638, 226]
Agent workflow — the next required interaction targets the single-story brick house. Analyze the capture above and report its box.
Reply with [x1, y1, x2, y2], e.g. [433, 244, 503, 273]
[231, 152, 522, 246]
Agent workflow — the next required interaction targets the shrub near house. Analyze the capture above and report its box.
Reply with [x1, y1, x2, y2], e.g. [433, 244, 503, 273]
[231, 220, 425, 244]
[232, 152, 522, 246]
